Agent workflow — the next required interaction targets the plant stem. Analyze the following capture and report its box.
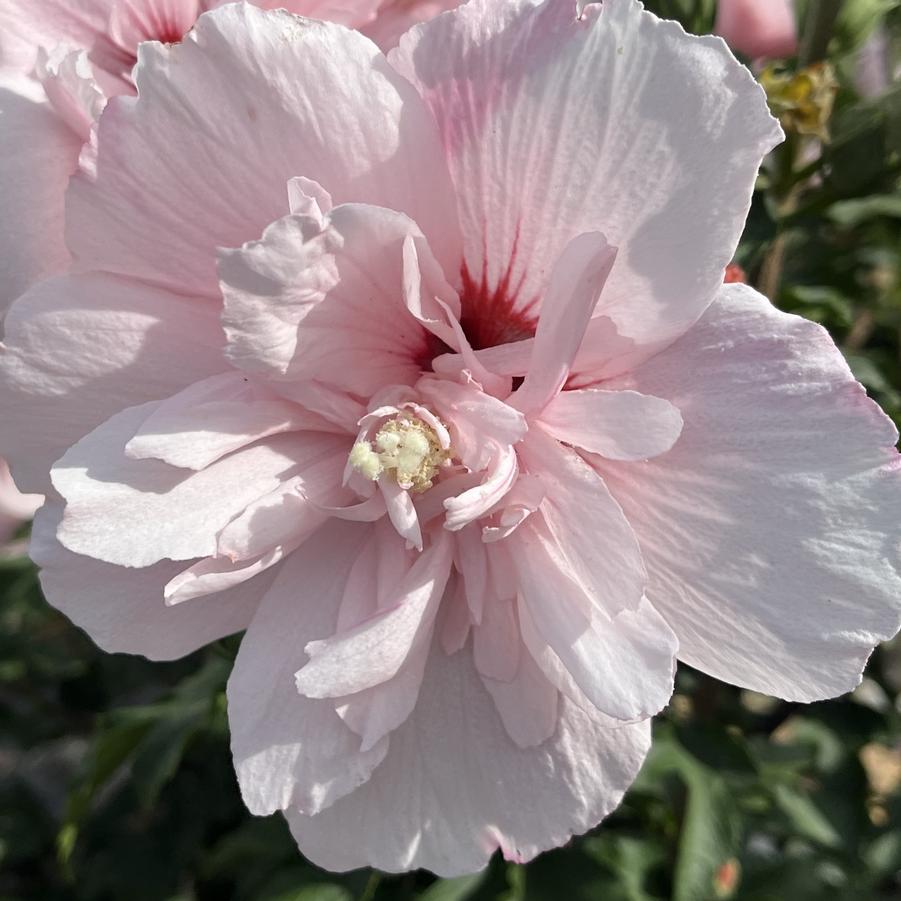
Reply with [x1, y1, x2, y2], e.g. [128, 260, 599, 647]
[758, 137, 800, 301]
[359, 872, 382, 901]
[798, 0, 843, 67]
[759, 1, 844, 299]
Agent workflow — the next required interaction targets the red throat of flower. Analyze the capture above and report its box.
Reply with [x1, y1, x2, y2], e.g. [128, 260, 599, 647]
[99, 5, 196, 82]
[458, 236, 539, 350]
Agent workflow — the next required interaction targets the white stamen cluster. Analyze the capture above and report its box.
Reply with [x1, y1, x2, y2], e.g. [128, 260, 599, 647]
[349, 414, 449, 491]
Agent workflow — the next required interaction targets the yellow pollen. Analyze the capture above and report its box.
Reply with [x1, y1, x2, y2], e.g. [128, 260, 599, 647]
[350, 414, 449, 492]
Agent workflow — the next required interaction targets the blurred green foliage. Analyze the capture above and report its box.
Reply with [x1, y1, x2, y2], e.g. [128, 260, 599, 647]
[2, 1, 901, 899]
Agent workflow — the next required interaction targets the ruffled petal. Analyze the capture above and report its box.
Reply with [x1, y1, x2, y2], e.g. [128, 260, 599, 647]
[215, 448, 345, 561]
[52, 402, 304, 566]
[164, 546, 292, 605]
[36, 46, 105, 141]
[228, 521, 390, 816]
[418, 376, 527, 471]
[380, 474, 423, 550]
[362, 0, 463, 50]
[296, 530, 453, 697]
[443, 444, 518, 531]
[473, 596, 519, 681]
[517, 426, 646, 615]
[126, 371, 335, 470]
[510, 233, 615, 415]
[335, 639, 432, 752]
[219, 204, 452, 396]
[481, 473, 545, 542]
[454, 523, 488, 623]
[540, 388, 682, 460]
[481, 643, 558, 748]
[512, 517, 677, 721]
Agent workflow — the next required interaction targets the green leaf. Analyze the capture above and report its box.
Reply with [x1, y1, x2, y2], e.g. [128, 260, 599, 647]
[845, 353, 899, 397]
[639, 729, 744, 901]
[589, 835, 667, 901]
[863, 830, 901, 878]
[784, 285, 854, 327]
[673, 769, 742, 901]
[65, 707, 162, 824]
[834, 0, 899, 55]
[824, 102, 893, 196]
[131, 701, 207, 809]
[263, 885, 352, 901]
[772, 784, 843, 848]
[827, 194, 901, 227]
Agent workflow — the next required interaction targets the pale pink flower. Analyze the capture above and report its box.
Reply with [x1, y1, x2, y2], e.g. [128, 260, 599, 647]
[0, 0, 461, 316]
[2, 0, 900, 875]
[0, 457, 41, 544]
[714, 0, 798, 61]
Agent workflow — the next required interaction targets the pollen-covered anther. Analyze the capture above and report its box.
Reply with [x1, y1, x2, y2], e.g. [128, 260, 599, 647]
[350, 414, 450, 491]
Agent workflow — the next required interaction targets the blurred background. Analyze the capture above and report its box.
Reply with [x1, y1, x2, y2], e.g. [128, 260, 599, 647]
[2, 1, 900, 898]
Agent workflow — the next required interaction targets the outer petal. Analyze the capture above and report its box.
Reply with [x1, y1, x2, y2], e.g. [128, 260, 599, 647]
[600, 285, 901, 701]
[31, 502, 272, 660]
[392, 0, 782, 373]
[0, 1, 113, 73]
[287, 642, 651, 876]
[0, 274, 226, 494]
[362, 0, 464, 50]
[228, 520, 390, 817]
[68, 3, 461, 298]
[0, 74, 80, 318]
[52, 403, 304, 567]
[256, 0, 382, 30]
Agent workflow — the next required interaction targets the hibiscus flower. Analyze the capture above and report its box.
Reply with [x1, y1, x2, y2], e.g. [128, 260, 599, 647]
[714, 0, 798, 62]
[2, 0, 899, 876]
